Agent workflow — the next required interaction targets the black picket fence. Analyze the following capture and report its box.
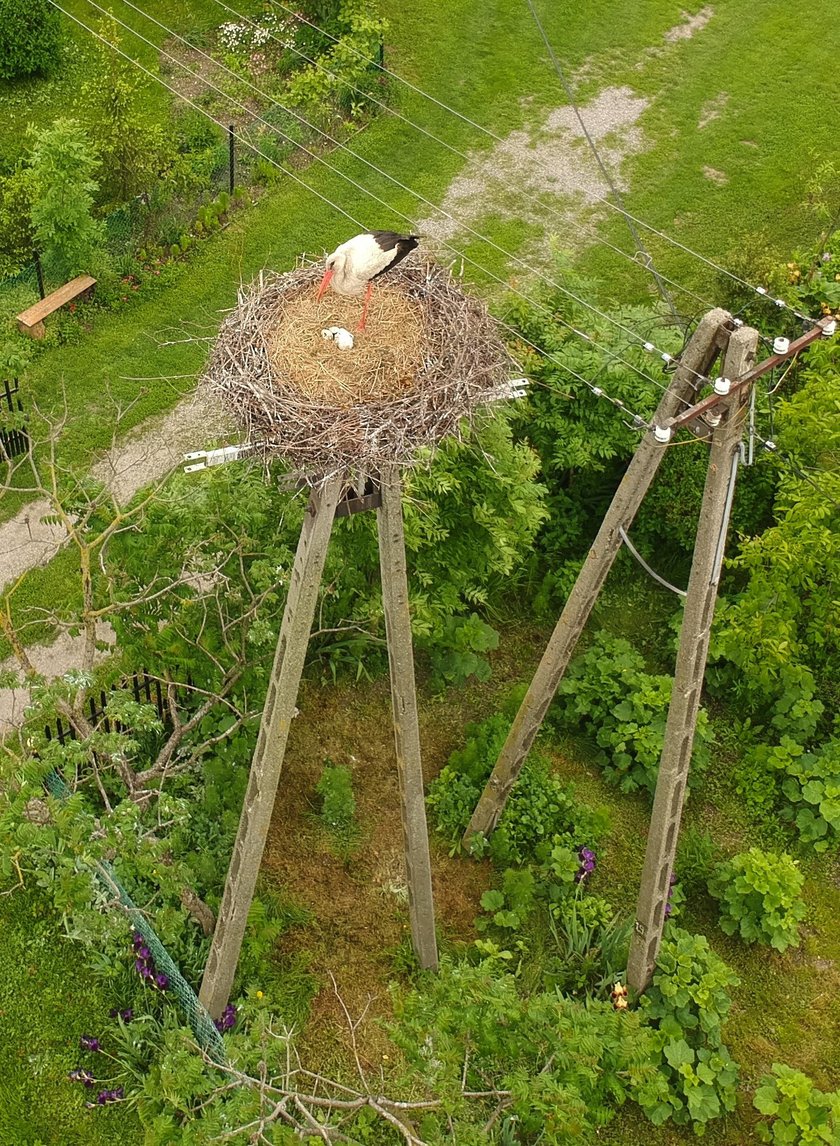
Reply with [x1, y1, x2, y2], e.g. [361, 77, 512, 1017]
[0, 378, 28, 460]
[43, 669, 183, 746]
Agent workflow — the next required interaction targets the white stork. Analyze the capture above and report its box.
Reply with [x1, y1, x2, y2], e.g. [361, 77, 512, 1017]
[316, 231, 419, 331]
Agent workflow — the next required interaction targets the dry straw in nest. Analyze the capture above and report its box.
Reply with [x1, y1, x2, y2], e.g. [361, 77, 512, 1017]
[201, 259, 515, 475]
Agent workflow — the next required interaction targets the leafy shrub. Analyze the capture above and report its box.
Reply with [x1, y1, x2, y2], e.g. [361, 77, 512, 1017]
[550, 631, 713, 795]
[638, 928, 740, 1133]
[0, 0, 62, 80]
[391, 950, 662, 1143]
[427, 712, 608, 866]
[708, 848, 806, 952]
[544, 890, 631, 999]
[477, 867, 537, 933]
[752, 736, 840, 850]
[428, 612, 499, 689]
[754, 1063, 840, 1145]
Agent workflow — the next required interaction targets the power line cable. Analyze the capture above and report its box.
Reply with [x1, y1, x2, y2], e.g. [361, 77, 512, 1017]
[266, 0, 819, 329]
[108, 0, 707, 396]
[77, 0, 698, 405]
[49, 0, 655, 429]
[210, 0, 718, 318]
[523, 0, 678, 320]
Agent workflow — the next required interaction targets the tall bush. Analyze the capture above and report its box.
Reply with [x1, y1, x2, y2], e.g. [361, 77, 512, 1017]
[28, 118, 105, 279]
[77, 17, 171, 208]
[709, 343, 840, 734]
[0, 0, 62, 80]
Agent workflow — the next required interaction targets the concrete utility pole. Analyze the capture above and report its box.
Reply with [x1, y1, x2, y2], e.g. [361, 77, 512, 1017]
[462, 308, 733, 847]
[200, 474, 344, 1018]
[377, 466, 438, 970]
[626, 324, 758, 993]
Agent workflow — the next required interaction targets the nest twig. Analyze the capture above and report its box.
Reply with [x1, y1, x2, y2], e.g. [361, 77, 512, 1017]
[201, 259, 514, 475]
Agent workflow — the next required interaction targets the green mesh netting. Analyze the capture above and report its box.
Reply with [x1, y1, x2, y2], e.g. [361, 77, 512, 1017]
[44, 770, 226, 1062]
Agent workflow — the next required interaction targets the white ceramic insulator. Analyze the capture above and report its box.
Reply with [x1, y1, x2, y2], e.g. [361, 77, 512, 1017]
[773, 337, 790, 354]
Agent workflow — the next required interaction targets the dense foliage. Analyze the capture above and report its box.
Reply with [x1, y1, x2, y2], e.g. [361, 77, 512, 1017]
[427, 709, 608, 866]
[391, 949, 662, 1144]
[0, 0, 61, 80]
[708, 848, 807, 952]
[549, 630, 713, 795]
[639, 928, 741, 1133]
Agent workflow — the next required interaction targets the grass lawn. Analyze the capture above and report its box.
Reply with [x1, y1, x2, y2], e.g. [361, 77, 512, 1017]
[0, 886, 143, 1146]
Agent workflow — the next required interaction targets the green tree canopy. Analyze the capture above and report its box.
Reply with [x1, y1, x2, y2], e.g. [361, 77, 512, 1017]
[0, 0, 62, 80]
[28, 118, 104, 279]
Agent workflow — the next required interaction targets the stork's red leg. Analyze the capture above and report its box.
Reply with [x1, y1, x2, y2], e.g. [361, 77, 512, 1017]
[357, 282, 373, 332]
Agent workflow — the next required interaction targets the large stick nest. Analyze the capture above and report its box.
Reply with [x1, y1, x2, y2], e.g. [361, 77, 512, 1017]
[201, 259, 514, 474]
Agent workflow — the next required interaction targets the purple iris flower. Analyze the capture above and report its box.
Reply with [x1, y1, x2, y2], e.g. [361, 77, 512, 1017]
[135, 957, 153, 978]
[132, 932, 144, 948]
[214, 1003, 237, 1032]
[69, 1068, 95, 1086]
[92, 1086, 125, 1105]
[154, 972, 169, 990]
[575, 845, 597, 883]
[79, 1036, 101, 1052]
[120, 1008, 134, 1022]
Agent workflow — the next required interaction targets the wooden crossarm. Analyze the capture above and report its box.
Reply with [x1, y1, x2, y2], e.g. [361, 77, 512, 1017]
[16, 274, 97, 338]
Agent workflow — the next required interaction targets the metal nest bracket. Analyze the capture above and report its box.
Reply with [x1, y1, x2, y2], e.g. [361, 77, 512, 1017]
[183, 444, 252, 473]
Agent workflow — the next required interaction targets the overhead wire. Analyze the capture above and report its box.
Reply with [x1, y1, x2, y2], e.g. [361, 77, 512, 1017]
[48, 0, 655, 429]
[266, 0, 819, 329]
[210, 0, 719, 318]
[103, 0, 709, 400]
[73, 0, 700, 409]
[209, 0, 715, 318]
[523, 0, 678, 320]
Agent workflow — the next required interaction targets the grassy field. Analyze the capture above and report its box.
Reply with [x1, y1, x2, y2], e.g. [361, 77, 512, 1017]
[0, 887, 143, 1145]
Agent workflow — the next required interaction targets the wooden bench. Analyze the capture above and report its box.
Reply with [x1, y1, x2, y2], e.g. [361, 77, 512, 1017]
[16, 274, 96, 339]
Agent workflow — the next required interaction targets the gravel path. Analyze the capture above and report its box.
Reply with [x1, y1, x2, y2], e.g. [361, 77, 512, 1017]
[0, 392, 229, 733]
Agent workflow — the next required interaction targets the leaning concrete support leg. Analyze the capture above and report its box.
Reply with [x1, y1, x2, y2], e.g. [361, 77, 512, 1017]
[199, 474, 345, 1017]
[626, 325, 758, 994]
[463, 309, 733, 847]
[377, 465, 438, 971]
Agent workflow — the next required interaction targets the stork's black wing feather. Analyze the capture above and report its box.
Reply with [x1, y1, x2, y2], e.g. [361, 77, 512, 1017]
[369, 230, 419, 277]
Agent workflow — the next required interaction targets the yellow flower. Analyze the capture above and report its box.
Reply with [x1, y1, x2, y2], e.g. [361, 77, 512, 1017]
[256, 990, 264, 999]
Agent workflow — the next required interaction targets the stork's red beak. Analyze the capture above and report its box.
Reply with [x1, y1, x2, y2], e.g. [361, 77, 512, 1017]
[317, 268, 333, 300]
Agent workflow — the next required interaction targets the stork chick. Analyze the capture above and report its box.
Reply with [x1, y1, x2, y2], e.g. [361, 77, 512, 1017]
[317, 231, 419, 331]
